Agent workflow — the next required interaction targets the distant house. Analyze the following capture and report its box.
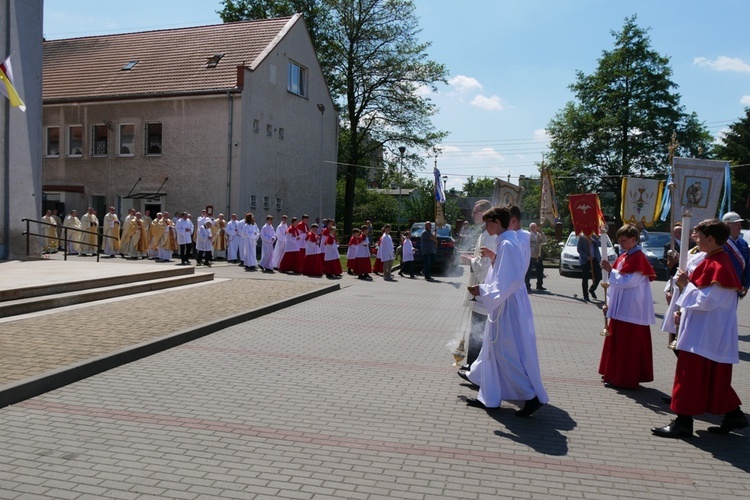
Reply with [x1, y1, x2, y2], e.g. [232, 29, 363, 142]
[42, 15, 338, 222]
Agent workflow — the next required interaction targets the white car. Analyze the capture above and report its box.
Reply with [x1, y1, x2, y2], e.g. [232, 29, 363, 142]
[559, 232, 617, 277]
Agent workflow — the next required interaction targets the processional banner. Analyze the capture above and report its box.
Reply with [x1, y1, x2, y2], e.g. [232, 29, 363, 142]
[540, 168, 559, 227]
[620, 177, 665, 227]
[569, 193, 604, 237]
[673, 157, 728, 223]
[492, 179, 524, 208]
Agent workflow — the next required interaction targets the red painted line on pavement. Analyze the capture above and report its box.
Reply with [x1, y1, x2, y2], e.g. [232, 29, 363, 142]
[16, 400, 693, 485]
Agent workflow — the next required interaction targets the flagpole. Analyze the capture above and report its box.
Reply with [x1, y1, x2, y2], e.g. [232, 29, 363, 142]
[666, 131, 679, 350]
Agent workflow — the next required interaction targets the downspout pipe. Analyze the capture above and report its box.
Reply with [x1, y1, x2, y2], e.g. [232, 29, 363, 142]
[226, 91, 234, 216]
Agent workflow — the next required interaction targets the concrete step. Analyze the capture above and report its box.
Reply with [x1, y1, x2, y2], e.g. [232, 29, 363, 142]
[0, 272, 214, 318]
[0, 265, 195, 302]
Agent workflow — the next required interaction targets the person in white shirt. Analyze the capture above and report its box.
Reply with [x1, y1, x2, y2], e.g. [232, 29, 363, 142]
[241, 213, 259, 270]
[225, 214, 241, 263]
[196, 220, 214, 266]
[271, 215, 289, 269]
[259, 215, 276, 272]
[399, 231, 415, 279]
[175, 212, 194, 265]
[379, 224, 395, 280]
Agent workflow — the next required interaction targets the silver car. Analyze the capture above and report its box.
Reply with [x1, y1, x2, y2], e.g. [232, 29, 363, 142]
[559, 232, 617, 277]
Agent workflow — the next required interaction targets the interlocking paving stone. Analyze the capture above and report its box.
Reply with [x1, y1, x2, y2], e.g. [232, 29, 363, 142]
[0, 259, 748, 497]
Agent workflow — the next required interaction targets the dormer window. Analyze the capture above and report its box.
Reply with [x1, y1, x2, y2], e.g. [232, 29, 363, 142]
[122, 60, 138, 70]
[206, 53, 225, 68]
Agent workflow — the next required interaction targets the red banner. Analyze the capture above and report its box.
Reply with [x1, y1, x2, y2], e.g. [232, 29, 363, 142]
[568, 193, 603, 237]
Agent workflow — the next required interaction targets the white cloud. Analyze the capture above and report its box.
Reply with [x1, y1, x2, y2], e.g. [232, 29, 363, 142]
[741, 95, 750, 105]
[694, 56, 750, 72]
[471, 148, 506, 161]
[470, 94, 503, 111]
[447, 75, 483, 94]
[533, 129, 550, 141]
[438, 145, 461, 154]
[414, 84, 434, 97]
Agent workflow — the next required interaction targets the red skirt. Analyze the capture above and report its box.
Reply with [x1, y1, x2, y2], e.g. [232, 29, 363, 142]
[598, 319, 653, 389]
[353, 256, 372, 275]
[278, 250, 299, 273]
[373, 258, 383, 273]
[302, 253, 324, 276]
[295, 248, 306, 274]
[671, 351, 741, 416]
[324, 257, 342, 276]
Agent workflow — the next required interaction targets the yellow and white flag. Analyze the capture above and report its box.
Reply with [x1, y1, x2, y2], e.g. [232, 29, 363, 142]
[0, 55, 25, 112]
[620, 177, 664, 226]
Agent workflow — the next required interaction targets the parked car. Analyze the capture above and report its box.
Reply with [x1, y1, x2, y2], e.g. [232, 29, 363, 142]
[410, 222, 458, 270]
[640, 231, 671, 281]
[559, 232, 617, 277]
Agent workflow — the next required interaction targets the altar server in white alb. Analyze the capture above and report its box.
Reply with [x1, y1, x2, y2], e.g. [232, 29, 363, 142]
[271, 215, 289, 269]
[225, 214, 241, 263]
[466, 205, 548, 417]
[241, 213, 259, 270]
[259, 215, 276, 272]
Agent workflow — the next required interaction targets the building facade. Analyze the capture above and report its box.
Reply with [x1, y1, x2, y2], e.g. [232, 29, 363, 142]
[42, 15, 338, 223]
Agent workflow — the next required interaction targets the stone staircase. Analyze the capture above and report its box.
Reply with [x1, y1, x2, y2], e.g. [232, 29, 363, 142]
[0, 265, 214, 318]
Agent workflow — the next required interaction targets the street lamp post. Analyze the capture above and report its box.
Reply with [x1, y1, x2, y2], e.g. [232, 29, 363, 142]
[398, 146, 406, 231]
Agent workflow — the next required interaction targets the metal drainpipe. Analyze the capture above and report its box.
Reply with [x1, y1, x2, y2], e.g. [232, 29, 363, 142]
[226, 91, 234, 216]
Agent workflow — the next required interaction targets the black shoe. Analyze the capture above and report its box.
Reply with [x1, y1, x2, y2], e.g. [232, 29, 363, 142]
[516, 397, 544, 418]
[457, 370, 478, 388]
[707, 410, 749, 435]
[466, 398, 486, 409]
[583, 296, 590, 302]
[536, 286, 546, 291]
[590, 289, 598, 300]
[651, 418, 693, 438]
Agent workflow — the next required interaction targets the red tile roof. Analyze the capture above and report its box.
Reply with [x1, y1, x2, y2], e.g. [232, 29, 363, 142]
[43, 16, 298, 103]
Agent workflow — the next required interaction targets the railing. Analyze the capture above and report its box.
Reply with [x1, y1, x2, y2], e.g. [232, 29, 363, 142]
[22, 218, 117, 262]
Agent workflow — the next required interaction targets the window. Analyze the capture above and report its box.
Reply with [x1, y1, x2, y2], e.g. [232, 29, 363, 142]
[68, 125, 83, 156]
[276, 197, 282, 211]
[122, 60, 138, 70]
[91, 125, 108, 156]
[278, 127, 284, 140]
[46, 127, 60, 157]
[145, 122, 162, 155]
[253, 119, 259, 132]
[287, 61, 307, 97]
[250, 195, 257, 209]
[118, 124, 135, 156]
[263, 196, 269, 210]
[266, 124, 273, 137]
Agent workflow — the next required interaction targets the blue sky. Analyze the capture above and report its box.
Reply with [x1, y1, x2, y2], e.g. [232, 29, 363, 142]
[43, 0, 750, 190]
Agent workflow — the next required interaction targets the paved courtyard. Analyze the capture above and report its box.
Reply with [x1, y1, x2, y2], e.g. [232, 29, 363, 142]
[0, 259, 748, 498]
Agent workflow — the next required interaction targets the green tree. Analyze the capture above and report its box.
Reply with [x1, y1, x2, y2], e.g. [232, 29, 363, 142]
[219, 0, 448, 236]
[712, 108, 750, 213]
[546, 15, 712, 222]
[461, 176, 495, 197]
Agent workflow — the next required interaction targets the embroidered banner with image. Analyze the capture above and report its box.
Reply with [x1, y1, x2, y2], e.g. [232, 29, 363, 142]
[620, 177, 665, 227]
[569, 193, 604, 237]
[492, 178, 524, 208]
[673, 157, 728, 223]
